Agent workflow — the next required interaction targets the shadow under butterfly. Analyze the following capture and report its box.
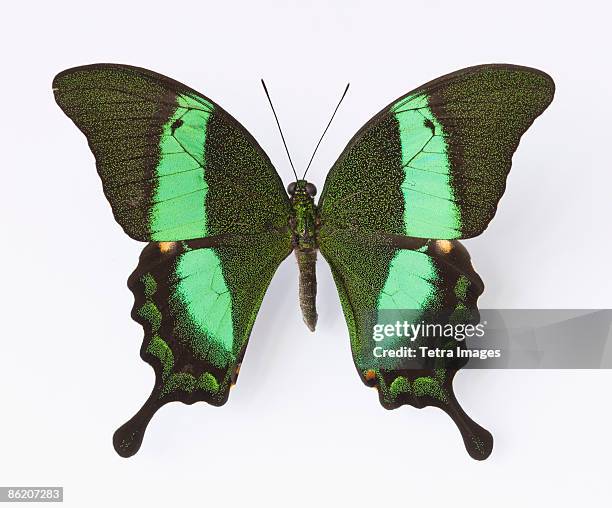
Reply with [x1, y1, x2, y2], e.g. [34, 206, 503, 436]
[52, 63, 555, 459]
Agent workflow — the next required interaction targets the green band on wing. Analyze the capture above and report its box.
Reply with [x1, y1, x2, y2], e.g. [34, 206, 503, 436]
[173, 248, 234, 356]
[377, 249, 440, 310]
[392, 94, 462, 238]
[151, 94, 214, 240]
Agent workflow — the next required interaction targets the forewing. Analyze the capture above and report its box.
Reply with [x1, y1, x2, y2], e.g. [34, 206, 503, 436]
[318, 225, 492, 459]
[319, 64, 555, 239]
[113, 231, 292, 457]
[53, 64, 290, 241]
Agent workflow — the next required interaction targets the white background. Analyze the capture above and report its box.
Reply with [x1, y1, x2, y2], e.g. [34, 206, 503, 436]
[1, 0, 611, 506]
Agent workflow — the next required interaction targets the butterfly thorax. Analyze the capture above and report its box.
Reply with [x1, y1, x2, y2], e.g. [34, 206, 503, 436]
[287, 180, 319, 331]
[288, 180, 318, 250]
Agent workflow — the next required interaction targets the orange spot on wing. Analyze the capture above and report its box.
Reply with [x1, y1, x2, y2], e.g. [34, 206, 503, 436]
[364, 369, 376, 382]
[436, 240, 453, 254]
[159, 242, 177, 253]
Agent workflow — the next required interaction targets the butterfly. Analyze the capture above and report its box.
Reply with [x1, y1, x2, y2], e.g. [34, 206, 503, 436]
[53, 63, 554, 460]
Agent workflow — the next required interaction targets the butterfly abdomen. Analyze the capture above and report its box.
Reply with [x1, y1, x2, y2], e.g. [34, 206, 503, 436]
[295, 249, 318, 331]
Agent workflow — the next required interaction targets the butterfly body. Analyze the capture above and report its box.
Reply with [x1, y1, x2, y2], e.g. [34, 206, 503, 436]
[53, 63, 554, 459]
[288, 179, 319, 331]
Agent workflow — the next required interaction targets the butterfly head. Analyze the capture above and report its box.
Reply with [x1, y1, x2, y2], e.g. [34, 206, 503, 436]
[287, 179, 317, 199]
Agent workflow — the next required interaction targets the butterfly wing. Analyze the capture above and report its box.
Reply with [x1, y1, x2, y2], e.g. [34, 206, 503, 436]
[319, 64, 555, 239]
[53, 64, 290, 241]
[114, 233, 291, 457]
[53, 65, 293, 456]
[319, 229, 491, 458]
[318, 64, 555, 459]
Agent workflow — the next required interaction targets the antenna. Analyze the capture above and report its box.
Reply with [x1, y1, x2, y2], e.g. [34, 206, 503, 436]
[261, 79, 298, 181]
[302, 83, 350, 179]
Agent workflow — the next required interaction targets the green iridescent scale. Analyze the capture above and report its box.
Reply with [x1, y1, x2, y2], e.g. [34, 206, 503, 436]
[54, 63, 554, 459]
